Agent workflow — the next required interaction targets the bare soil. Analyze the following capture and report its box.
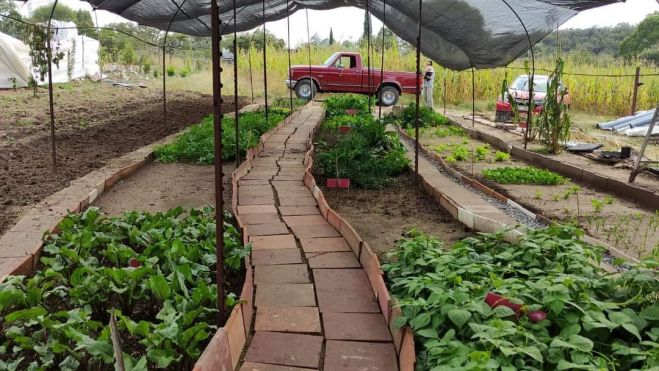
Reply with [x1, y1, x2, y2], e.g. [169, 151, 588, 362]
[418, 127, 659, 259]
[0, 82, 247, 235]
[319, 173, 470, 257]
[93, 162, 235, 216]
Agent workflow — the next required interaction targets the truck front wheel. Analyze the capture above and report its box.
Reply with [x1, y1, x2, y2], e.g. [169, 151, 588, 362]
[294, 79, 317, 100]
[378, 86, 399, 107]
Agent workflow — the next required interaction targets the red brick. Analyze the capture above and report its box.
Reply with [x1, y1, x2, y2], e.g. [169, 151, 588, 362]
[340, 222, 362, 258]
[254, 264, 310, 284]
[278, 206, 320, 216]
[389, 304, 404, 353]
[194, 328, 232, 371]
[240, 267, 254, 334]
[252, 249, 302, 265]
[324, 340, 397, 371]
[306, 252, 360, 269]
[282, 215, 327, 226]
[300, 237, 351, 253]
[279, 197, 317, 206]
[0, 256, 33, 282]
[326, 209, 342, 231]
[239, 196, 276, 206]
[323, 313, 392, 341]
[239, 213, 281, 225]
[313, 269, 379, 313]
[290, 224, 340, 238]
[255, 306, 321, 333]
[249, 235, 297, 250]
[255, 283, 316, 307]
[246, 222, 289, 236]
[399, 328, 416, 371]
[238, 205, 278, 214]
[240, 362, 316, 371]
[225, 306, 246, 370]
[244, 332, 322, 368]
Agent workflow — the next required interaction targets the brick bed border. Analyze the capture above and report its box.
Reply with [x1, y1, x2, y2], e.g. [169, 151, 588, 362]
[396, 126, 640, 264]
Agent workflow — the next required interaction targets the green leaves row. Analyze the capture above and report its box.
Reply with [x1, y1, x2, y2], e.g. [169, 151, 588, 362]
[0, 206, 250, 370]
[383, 226, 659, 370]
[154, 107, 289, 164]
[482, 166, 567, 185]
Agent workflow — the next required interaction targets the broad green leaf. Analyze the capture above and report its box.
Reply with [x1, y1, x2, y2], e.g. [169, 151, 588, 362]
[416, 329, 437, 338]
[410, 312, 431, 330]
[640, 304, 659, 321]
[447, 309, 471, 329]
[568, 335, 594, 352]
[556, 360, 594, 370]
[149, 275, 171, 301]
[609, 311, 632, 325]
[621, 323, 642, 341]
[5, 307, 47, 323]
[58, 355, 80, 371]
[520, 346, 543, 363]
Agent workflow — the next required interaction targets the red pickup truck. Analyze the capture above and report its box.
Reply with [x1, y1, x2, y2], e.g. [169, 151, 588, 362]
[286, 52, 420, 106]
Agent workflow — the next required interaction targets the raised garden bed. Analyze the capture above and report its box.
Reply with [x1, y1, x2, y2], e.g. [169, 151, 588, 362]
[383, 227, 659, 370]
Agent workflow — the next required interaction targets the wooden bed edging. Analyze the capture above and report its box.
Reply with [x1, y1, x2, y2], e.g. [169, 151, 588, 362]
[299, 108, 416, 371]
[396, 126, 641, 264]
[443, 116, 659, 211]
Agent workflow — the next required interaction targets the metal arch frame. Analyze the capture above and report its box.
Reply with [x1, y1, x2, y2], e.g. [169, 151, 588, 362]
[414, 0, 422, 179]
[366, 0, 372, 114]
[305, 8, 314, 100]
[262, 0, 269, 122]
[500, 0, 536, 150]
[286, 0, 294, 112]
[47, 0, 60, 172]
[234, 0, 241, 167]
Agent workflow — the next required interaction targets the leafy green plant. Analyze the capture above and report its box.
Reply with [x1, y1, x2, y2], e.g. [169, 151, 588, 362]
[155, 108, 288, 164]
[383, 227, 659, 370]
[482, 166, 566, 185]
[383, 102, 449, 128]
[451, 145, 470, 161]
[0, 207, 250, 370]
[166, 65, 176, 77]
[179, 66, 191, 78]
[534, 189, 543, 200]
[314, 105, 409, 188]
[434, 126, 465, 138]
[475, 144, 490, 161]
[323, 94, 370, 118]
[494, 151, 510, 162]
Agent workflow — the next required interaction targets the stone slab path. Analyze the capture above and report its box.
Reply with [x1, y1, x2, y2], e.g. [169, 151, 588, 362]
[237, 105, 398, 370]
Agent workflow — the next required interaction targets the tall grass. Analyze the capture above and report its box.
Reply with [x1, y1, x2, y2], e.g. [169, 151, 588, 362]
[154, 44, 658, 117]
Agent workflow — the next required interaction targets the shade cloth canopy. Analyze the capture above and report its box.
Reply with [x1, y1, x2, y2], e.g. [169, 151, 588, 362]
[84, 0, 619, 70]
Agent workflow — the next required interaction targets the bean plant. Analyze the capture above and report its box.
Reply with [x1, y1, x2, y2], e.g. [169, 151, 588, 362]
[0, 207, 250, 370]
[384, 227, 659, 370]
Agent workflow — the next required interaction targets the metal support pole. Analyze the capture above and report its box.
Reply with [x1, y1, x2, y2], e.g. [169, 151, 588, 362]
[443, 70, 446, 115]
[162, 45, 167, 129]
[286, 0, 293, 112]
[414, 0, 422, 179]
[630, 66, 641, 115]
[210, 0, 226, 324]
[233, 0, 240, 166]
[366, 0, 372, 114]
[47, 0, 59, 172]
[471, 67, 475, 127]
[306, 8, 313, 100]
[248, 43, 254, 103]
[501, 0, 535, 150]
[93, 9, 102, 80]
[378, 0, 386, 119]
[262, 0, 269, 121]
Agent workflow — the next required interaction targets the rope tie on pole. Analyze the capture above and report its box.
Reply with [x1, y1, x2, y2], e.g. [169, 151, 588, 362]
[366, 0, 372, 114]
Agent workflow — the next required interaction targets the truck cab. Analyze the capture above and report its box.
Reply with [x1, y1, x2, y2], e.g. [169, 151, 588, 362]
[286, 52, 420, 106]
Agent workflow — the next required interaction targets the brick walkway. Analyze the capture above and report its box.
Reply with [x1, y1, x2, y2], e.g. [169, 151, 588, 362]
[236, 105, 398, 370]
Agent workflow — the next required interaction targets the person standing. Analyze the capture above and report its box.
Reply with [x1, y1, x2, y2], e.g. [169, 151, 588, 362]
[423, 60, 435, 108]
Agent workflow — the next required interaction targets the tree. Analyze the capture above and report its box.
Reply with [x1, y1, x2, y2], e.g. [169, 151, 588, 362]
[620, 12, 659, 62]
[31, 3, 96, 38]
[329, 28, 335, 45]
[0, 0, 26, 40]
[362, 10, 371, 41]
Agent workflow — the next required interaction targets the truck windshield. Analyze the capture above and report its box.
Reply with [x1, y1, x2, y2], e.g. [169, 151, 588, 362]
[511, 76, 549, 93]
[323, 53, 339, 66]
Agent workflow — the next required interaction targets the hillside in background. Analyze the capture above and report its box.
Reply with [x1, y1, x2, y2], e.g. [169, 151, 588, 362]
[534, 24, 635, 57]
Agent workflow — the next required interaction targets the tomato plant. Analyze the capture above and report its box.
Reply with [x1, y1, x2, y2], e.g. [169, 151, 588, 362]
[383, 227, 659, 370]
[0, 207, 250, 370]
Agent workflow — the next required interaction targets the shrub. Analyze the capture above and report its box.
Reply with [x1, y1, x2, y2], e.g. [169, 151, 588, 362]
[323, 94, 370, 118]
[0, 207, 250, 370]
[315, 113, 409, 188]
[166, 65, 176, 77]
[383, 227, 659, 370]
[155, 108, 288, 164]
[142, 61, 151, 75]
[475, 144, 490, 161]
[384, 102, 449, 128]
[179, 66, 191, 78]
[494, 151, 511, 162]
[482, 166, 566, 185]
[451, 144, 470, 161]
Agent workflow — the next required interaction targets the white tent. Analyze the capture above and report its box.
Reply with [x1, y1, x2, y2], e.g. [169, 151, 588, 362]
[0, 32, 32, 88]
[0, 21, 101, 89]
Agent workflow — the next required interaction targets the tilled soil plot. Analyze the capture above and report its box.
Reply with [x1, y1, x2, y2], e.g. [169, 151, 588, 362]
[0, 84, 247, 234]
[319, 173, 470, 257]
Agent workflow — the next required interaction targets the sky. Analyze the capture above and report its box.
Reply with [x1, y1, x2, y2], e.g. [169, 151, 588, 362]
[14, 0, 659, 47]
